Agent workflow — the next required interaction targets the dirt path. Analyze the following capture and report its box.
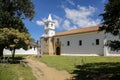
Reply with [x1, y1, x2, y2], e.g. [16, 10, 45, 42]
[25, 56, 72, 80]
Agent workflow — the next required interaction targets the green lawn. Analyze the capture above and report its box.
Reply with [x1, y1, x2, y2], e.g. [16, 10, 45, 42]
[37, 56, 120, 80]
[0, 55, 36, 80]
[37, 56, 120, 72]
[1, 55, 120, 80]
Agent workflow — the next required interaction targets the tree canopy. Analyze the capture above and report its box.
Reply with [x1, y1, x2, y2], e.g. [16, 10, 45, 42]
[0, 0, 34, 20]
[100, 0, 120, 51]
[0, 28, 32, 50]
[0, 0, 35, 32]
[0, 0, 35, 57]
[0, 28, 33, 60]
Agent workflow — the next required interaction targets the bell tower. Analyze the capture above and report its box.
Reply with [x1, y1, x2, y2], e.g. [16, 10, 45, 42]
[41, 14, 56, 55]
[44, 14, 55, 37]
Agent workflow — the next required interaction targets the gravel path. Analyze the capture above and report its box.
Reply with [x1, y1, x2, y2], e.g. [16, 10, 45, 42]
[25, 56, 72, 80]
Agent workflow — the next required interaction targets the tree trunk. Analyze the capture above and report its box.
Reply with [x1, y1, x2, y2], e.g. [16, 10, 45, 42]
[0, 44, 4, 57]
[12, 48, 16, 62]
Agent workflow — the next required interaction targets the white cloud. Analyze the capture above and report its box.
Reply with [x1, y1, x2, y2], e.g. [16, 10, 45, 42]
[53, 14, 63, 23]
[53, 15, 62, 28]
[64, 5, 101, 28]
[63, 20, 77, 30]
[63, 20, 71, 30]
[36, 5, 101, 31]
[52, 14, 77, 30]
[36, 20, 44, 26]
[60, 0, 75, 9]
[36, 15, 60, 28]
[48, 5, 101, 31]
[53, 19, 59, 28]
[66, 0, 75, 6]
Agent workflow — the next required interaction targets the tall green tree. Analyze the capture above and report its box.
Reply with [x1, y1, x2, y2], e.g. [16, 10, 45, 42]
[0, 0, 35, 57]
[100, 0, 120, 51]
[0, 28, 33, 60]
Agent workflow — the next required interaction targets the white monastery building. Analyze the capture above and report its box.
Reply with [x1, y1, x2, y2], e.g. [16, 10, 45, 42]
[41, 14, 120, 56]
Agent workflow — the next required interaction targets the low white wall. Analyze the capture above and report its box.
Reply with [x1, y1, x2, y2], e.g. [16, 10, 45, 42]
[3, 48, 37, 55]
[104, 33, 120, 56]
[106, 48, 120, 56]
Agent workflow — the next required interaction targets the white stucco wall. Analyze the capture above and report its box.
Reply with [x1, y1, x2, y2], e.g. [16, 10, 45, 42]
[3, 48, 37, 55]
[55, 31, 105, 56]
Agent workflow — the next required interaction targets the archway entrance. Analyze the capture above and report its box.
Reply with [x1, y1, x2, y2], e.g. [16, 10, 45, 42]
[56, 47, 60, 55]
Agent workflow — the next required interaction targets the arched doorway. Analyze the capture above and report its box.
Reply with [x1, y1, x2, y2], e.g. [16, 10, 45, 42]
[56, 47, 60, 55]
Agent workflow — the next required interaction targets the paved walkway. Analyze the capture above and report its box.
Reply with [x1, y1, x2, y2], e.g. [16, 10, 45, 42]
[25, 56, 72, 80]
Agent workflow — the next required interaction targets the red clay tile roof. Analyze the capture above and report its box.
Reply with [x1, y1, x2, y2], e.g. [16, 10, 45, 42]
[54, 26, 99, 37]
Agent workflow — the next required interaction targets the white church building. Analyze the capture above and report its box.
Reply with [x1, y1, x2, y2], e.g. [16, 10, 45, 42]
[40, 14, 120, 56]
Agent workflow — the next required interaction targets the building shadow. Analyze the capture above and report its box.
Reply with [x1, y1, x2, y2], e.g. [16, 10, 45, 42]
[71, 62, 120, 80]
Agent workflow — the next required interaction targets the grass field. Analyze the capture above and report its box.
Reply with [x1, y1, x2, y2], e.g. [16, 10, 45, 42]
[0, 55, 36, 80]
[37, 56, 120, 72]
[1, 55, 120, 80]
[37, 56, 120, 80]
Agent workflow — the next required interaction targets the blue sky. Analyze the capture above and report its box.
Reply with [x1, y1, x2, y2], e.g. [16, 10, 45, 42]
[24, 0, 108, 41]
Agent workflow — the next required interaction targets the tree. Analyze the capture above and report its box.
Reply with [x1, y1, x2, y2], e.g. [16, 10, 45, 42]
[0, 0, 35, 57]
[100, 0, 120, 51]
[0, 28, 33, 61]
[0, 0, 34, 29]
